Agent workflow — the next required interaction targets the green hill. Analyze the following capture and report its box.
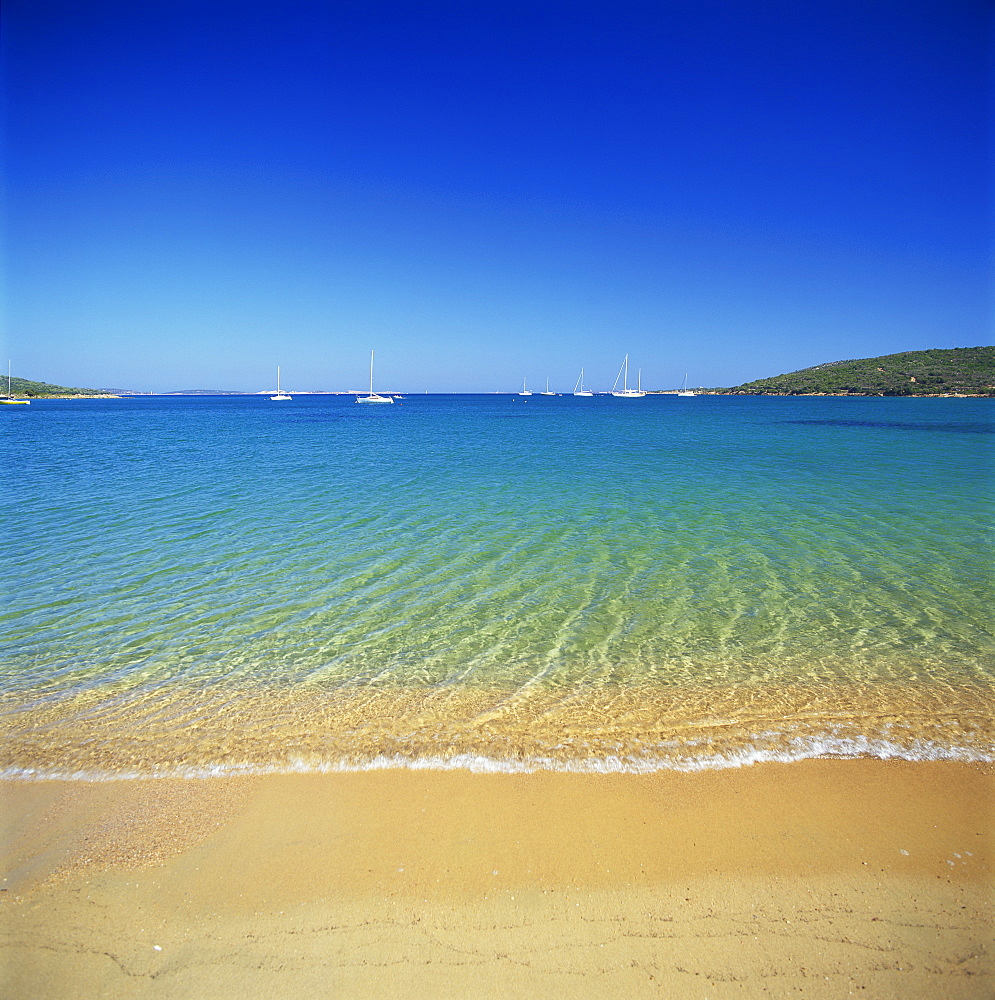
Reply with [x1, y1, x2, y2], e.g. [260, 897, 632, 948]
[722, 347, 995, 396]
[3, 375, 112, 397]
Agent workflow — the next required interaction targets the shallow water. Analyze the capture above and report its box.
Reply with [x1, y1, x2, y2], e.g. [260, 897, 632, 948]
[2, 393, 993, 776]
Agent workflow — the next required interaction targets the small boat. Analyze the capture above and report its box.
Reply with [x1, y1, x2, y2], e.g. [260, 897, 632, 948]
[1, 362, 30, 404]
[270, 366, 291, 400]
[540, 378, 557, 396]
[572, 368, 593, 396]
[356, 350, 394, 403]
[611, 355, 646, 398]
[519, 377, 533, 396]
[677, 373, 696, 397]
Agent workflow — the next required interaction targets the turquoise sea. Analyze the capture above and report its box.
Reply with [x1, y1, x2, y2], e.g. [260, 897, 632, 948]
[2, 393, 993, 777]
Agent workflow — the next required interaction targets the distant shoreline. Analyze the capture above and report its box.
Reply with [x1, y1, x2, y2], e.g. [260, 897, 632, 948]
[14, 390, 995, 399]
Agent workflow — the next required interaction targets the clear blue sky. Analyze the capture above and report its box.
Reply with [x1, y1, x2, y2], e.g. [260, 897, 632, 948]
[3, 0, 991, 392]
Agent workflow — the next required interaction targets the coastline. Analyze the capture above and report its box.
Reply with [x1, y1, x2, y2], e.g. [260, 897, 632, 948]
[4, 679, 993, 780]
[2, 758, 991, 998]
[12, 391, 994, 398]
[671, 390, 995, 397]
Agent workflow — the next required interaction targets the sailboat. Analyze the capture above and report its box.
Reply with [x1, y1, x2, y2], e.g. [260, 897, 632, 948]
[270, 366, 291, 400]
[356, 350, 394, 403]
[518, 377, 533, 396]
[2, 361, 30, 404]
[611, 355, 646, 398]
[677, 373, 696, 397]
[572, 368, 593, 396]
[540, 378, 557, 396]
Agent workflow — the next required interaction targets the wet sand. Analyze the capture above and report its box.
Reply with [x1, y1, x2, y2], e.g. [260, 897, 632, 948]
[1, 759, 992, 998]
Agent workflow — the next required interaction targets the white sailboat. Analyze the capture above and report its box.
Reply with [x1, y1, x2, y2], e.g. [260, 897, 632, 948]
[519, 377, 533, 396]
[270, 366, 291, 400]
[2, 361, 29, 405]
[356, 350, 394, 403]
[611, 355, 646, 397]
[677, 373, 696, 397]
[572, 368, 593, 396]
[540, 378, 556, 396]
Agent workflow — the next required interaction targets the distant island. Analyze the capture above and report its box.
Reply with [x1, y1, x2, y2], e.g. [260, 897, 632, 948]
[711, 347, 995, 397]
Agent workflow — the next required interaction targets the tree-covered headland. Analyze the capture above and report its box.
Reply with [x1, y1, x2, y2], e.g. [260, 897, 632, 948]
[3, 376, 111, 398]
[719, 347, 995, 396]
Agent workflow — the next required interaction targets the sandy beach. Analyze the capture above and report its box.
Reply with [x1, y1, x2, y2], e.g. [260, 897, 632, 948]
[0, 758, 991, 999]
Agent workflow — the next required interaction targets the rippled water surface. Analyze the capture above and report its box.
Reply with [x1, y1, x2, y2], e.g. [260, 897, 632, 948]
[3, 394, 993, 776]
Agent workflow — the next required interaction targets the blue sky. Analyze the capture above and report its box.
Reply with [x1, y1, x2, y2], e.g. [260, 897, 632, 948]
[3, 0, 991, 392]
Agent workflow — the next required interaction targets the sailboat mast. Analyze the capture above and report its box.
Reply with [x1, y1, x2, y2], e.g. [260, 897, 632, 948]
[370, 350, 375, 394]
[612, 358, 625, 392]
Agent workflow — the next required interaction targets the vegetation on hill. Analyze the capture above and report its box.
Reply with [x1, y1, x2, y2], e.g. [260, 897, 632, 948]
[720, 347, 995, 396]
[4, 375, 108, 397]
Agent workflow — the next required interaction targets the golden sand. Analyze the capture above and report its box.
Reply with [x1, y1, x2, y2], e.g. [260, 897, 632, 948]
[1, 759, 992, 998]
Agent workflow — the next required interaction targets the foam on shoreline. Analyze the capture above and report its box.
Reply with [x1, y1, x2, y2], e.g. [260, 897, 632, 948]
[3, 731, 993, 783]
[3, 678, 992, 783]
